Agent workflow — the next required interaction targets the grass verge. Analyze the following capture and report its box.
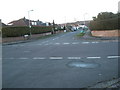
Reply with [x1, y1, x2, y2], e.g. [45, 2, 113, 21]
[76, 33, 85, 37]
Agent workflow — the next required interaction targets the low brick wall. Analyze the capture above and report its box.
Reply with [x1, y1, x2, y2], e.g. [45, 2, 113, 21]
[91, 30, 120, 37]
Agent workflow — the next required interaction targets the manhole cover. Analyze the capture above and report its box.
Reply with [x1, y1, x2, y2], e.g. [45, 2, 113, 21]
[67, 61, 100, 68]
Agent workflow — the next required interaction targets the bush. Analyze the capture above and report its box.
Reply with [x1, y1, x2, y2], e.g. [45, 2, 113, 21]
[2, 26, 53, 37]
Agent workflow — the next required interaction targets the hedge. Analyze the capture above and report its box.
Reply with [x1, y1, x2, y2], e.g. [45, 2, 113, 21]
[2, 26, 54, 37]
[89, 17, 119, 31]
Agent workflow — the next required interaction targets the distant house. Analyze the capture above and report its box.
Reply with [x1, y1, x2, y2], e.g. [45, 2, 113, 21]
[0, 19, 7, 27]
[2, 23, 7, 27]
[7, 17, 51, 27]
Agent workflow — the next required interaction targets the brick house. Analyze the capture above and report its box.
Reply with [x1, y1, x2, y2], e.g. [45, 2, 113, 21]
[7, 17, 51, 27]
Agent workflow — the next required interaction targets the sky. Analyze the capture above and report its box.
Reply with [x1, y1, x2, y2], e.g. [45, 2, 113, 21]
[0, 0, 119, 24]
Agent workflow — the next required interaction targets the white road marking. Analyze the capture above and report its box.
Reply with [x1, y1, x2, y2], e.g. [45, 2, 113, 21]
[107, 56, 120, 59]
[91, 42, 99, 44]
[82, 42, 90, 44]
[68, 57, 81, 59]
[72, 42, 79, 44]
[49, 57, 63, 60]
[63, 43, 70, 45]
[55, 43, 60, 45]
[87, 57, 101, 59]
[18, 57, 28, 59]
[33, 57, 46, 60]
[98, 74, 102, 76]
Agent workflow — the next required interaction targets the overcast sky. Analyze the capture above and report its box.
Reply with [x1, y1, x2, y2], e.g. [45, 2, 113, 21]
[0, 0, 119, 24]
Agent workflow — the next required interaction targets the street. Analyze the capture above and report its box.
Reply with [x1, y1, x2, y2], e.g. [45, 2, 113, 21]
[2, 30, 119, 88]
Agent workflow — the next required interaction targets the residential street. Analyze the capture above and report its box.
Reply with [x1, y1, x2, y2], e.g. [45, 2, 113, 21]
[2, 30, 119, 88]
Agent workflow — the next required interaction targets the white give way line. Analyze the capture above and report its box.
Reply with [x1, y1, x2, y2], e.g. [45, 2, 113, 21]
[3, 56, 120, 60]
[107, 56, 120, 59]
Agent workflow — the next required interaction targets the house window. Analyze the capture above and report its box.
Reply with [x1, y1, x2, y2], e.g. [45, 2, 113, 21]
[32, 22, 34, 25]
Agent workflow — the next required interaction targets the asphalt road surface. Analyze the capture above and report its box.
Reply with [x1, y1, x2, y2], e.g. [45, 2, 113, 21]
[2, 30, 119, 88]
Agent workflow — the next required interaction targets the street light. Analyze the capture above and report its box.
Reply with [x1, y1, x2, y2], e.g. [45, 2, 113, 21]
[28, 10, 34, 38]
[83, 13, 88, 30]
[83, 13, 88, 26]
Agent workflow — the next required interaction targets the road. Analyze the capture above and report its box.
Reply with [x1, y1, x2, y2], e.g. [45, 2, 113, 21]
[2, 30, 119, 88]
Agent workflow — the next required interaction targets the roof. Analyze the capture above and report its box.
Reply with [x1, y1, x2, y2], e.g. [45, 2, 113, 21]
[8, 17, 30, 26]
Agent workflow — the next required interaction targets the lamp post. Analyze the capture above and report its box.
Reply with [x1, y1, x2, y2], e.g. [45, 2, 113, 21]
[28, 10, 34, 38]
[83, 13, 88, 26]
[83, 13, 88, 30]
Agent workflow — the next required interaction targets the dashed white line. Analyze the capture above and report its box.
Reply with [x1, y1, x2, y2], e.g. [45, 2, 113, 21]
[72, 42, 79, 44]
[3, 56, 119, 61]
[49, 57, 63, 60]
[55, 43, 60, 45]
[87, 57, 101, 59]
[68, 57, 81, 59]
[91, 42, 99, 44]
[63, 43, 70, 45]
[107, 56, 120, 59]
[18, 57, 28, 59]
[82, 42, 90, 44]
[33, 57, 46, 60]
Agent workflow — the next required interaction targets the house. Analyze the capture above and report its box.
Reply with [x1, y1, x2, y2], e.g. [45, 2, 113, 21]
[7, 17, 51, 27]
[2, 23, 7, 27]
[7, 17, 29, 26]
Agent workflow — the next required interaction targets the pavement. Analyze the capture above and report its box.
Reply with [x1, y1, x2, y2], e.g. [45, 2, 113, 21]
[2, 30, 120, 88]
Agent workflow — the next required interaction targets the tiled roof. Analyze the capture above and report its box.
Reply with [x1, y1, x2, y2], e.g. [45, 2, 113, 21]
[8, 17, 30, 26]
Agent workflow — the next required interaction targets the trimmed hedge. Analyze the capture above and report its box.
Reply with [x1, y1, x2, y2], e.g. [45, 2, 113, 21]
[2, 26, 53, 37]
[89, 17, 119, 31]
